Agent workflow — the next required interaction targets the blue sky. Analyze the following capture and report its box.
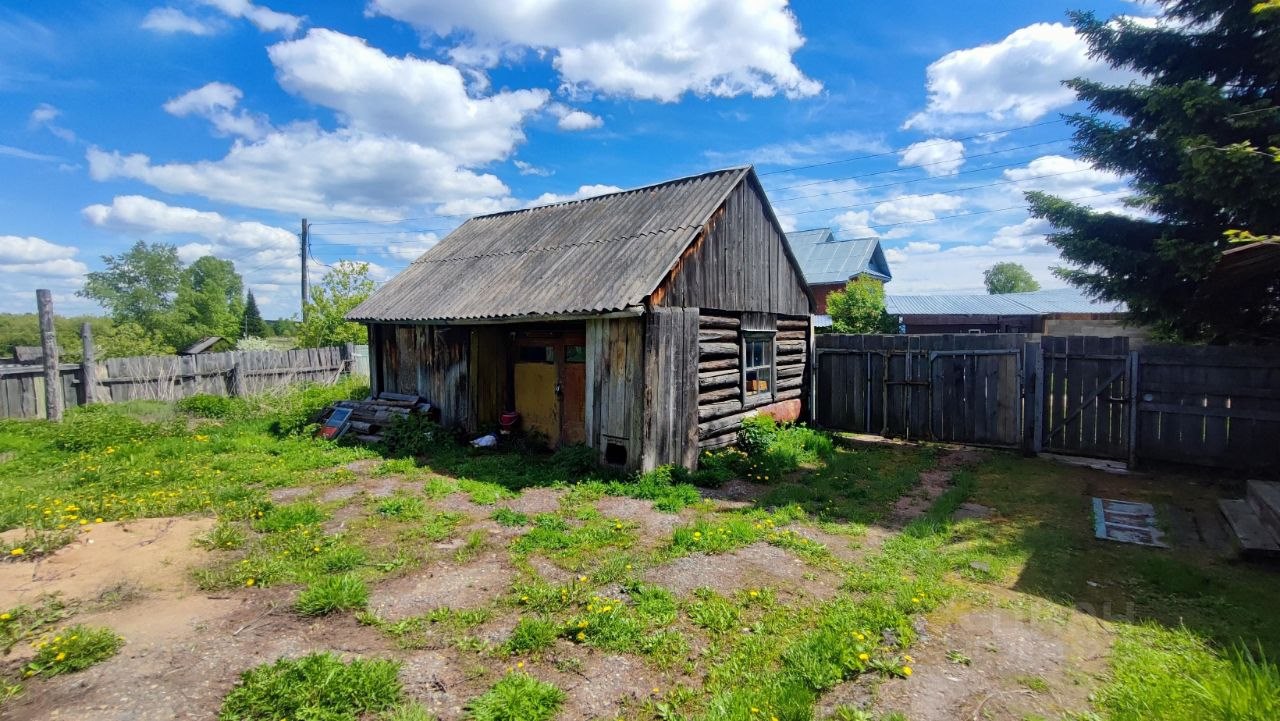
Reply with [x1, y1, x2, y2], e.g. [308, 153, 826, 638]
[0, 0, 1146, 319]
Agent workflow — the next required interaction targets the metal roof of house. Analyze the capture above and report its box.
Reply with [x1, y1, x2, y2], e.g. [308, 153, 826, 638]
[785, 228, 892, 285]
[348, 167, 756, 322]
[885, 287, 1126, 316]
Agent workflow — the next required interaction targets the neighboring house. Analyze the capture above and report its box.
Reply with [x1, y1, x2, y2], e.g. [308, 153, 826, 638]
[885, 287, 1145, 341]
[784, 228, 892, 318]
[179, 337, 234, 355]
[347, 167, 814, 471]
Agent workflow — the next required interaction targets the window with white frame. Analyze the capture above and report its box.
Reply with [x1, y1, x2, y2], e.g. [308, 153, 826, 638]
[741, 332, 775, 401]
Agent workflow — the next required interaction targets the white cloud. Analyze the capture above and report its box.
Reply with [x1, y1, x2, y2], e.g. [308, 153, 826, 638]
[164, 82, 271, 140]
[267, 29, 548, 164]
[905, 22, 1135, 130]
[548, 104, 603, 131]
[385, 233, 439, 261]
[899, 139, 964, 177]
[82, 195, 297, 253]
[1002, 154, 1126, 194]
[142, 7, 218, 35]
[200, 0, 301, 34]
[989, 217, 1053, 251]
[369, 0, 821, 102]
[832, 210, 877, 238]
[0, 235, 88, 310]
[0, 144, 62, 163]
[903, 241, 941, 254]
[0, 235, 80, 264]
[28, 103, 75, 142]
[884, 248, 907, 264]
[870, 194, 965, 225]
[529, 184, 623, 206]
[514, 160, 552, 177]
[709, 131, 887, 168]
[87, 126, 511, 220]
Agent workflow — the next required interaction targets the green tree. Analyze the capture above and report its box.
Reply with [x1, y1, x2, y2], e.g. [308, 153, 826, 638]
[983, 262, 1042, 294]
[79, 241, 183, 331]
[166, 256, 246, 348]
[297, 261, 375, 347]
[1027, 0, 1280, 342]
[98, 322, 175, 358]
[242, 290, 268, 338]
[826, 277, 897, 334]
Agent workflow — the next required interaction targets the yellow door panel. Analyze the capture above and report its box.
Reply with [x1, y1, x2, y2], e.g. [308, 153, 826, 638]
[515, 360, 559, 446]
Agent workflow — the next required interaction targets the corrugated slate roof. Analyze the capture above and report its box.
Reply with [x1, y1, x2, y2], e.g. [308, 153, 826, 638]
[885, 287, 1126, 316]
[785, 228, 892, 284]
[348, 167, 751, 322]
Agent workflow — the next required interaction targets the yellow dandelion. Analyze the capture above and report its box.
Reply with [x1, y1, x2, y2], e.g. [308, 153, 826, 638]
[0, 613, 9, 621]
[95, 518, 103, 523]
[245, 578, 255, 587]
[904, 654, 913, 662]
[516, 661, 525, 668]
[902, 666, 913, 676]
[9, 548, 23, 556]
[576, 632, 585, 641]
[858, 653, 870, 661]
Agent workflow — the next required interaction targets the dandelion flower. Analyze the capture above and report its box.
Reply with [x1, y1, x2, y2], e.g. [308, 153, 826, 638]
[0, 613, 9, 621]
[902, 666, 913, 676]
[245, 578, 255, 587]
[859, 653, 869, 661]
[9, 548, 23, 556]
[55, 652, 66, 661]
[94, 518, 103, 523]
[516, 661, 525, 668]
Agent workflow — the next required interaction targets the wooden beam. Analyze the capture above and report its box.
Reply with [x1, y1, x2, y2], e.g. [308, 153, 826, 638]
[699, 342, 738, 358]
[80, 322, 96, 405]
[36, 289, 62, 422]
[698, 357, 739, 372]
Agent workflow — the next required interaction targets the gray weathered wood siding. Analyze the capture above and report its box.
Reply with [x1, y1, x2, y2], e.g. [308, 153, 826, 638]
[372, 323, 473, 430]
[585, 316, 644, 469]
[697, 310, 809, 451]
[653, 177, 811, 316]
[641, 308, 700, 470]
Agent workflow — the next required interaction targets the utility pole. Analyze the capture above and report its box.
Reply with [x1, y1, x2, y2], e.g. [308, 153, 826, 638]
[299, 218, 310, 322]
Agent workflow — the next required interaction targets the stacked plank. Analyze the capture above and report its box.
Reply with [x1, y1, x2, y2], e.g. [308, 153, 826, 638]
[696, 311, 808, 451]
[332, 391, 432, 443]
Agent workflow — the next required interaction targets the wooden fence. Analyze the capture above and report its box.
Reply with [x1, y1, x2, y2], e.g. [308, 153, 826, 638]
[816, 334, 1280, 473]
[0, 345, 364, 420]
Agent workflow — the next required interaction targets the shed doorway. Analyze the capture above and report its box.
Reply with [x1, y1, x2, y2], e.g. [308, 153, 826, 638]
[513, 330, 586, 447]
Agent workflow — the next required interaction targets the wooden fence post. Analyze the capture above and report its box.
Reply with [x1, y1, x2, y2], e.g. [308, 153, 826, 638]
[1022, 340, 1042, 456]
[1126, 350, 1140, 469]
[230, 361, 245, 398]
[80, 322, 96, 405]
[37, 289, 63, 422]
[341, 342, 354, 376]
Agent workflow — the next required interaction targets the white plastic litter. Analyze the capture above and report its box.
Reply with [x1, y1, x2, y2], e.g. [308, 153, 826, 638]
[470, 434, 498, 448]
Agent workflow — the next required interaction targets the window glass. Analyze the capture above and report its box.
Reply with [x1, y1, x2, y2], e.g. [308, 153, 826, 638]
[565, 345, 586, 363]
[517, 345, 554, 363]
[742, 335, 773, 398]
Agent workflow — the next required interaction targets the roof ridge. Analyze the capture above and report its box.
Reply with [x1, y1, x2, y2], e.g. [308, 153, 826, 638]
[470, 165, 751, 220]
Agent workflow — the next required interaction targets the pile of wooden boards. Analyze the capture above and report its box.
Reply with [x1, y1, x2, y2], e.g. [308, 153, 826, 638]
[330, 392, 433, 444]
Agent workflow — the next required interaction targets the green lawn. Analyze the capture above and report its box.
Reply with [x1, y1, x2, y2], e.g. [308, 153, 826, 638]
[1, 389, 1277, 720]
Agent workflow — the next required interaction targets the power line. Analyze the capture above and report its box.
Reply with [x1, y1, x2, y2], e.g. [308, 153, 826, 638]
[775, 167, 1111, 217]
[770, 159, 1097, 205]
[859, 189, 1130, 230]
[755, 118, 1068, 176]
[767, 138, 1072, 193]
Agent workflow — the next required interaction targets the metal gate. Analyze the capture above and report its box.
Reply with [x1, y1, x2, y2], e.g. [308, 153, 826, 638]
[1039, 336, 1135, 461]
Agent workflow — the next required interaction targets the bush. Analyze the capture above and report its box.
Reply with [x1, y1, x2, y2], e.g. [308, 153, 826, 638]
[219, 652, 401, 721]
[177, 394, 245, 420]
[24, 624, 123, 677]
[736, 415, 834, 481]
[295, 575, 369, 616]
[381, 415, 448, 458]
[266, 379, 369, 436]
[467, 672, 564, 721]
[503, 616, 558, 655]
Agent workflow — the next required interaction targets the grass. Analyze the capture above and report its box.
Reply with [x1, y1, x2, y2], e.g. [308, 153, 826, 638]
[219, 652, 402, 721]
[295, 575, 369, 616]
[503, 616, 558, 655]
[23, 624, 123, 677]
[466, 672, 564, 721]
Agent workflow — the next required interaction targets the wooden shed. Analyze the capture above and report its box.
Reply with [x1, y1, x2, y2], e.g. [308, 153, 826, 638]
[347, 167, 815, 471]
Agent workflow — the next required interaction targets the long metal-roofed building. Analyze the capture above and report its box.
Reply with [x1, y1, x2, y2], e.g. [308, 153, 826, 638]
[884, 287, 1143, 339]
[347, 166, 815, 470]
[784, 228, 893, 315]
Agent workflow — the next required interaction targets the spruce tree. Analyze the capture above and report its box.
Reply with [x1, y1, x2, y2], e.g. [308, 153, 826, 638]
[242, 290, 268, 338]
[1027, 0, 1280, 342]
